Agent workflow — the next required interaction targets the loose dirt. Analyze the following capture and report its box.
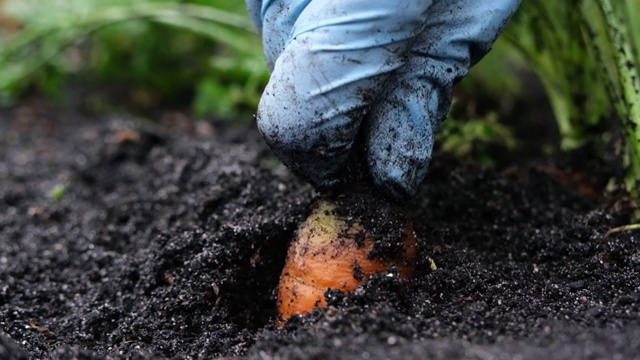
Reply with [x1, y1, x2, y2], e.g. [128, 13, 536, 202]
[1, 99, 639, 359]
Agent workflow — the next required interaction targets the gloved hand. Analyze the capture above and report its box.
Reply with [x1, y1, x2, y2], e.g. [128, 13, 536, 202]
[246, 0, 521, 199]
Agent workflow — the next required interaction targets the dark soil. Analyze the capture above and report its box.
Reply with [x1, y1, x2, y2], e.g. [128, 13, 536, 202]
[1, 98, 640, 359]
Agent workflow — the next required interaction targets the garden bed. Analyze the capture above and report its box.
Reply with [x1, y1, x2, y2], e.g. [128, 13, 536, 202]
[1, 98, 639, 359]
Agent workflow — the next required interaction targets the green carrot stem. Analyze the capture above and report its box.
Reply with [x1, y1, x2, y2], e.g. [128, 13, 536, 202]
[596, 0, 640, 197]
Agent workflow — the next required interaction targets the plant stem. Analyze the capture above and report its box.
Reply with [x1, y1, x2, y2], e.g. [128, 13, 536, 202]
[604, 223, 640, 237]
[594, 0, 640, 197]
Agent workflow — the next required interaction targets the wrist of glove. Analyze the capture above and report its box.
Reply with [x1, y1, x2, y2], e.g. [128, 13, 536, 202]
[247, 0, 521, 199]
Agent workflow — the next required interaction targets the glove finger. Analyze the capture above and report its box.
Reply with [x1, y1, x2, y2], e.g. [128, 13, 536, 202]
[257, 0, 434, 190]
[413, 0, 522, 83]
[365, 79, 438, 199]
[366, 0, 521, 198]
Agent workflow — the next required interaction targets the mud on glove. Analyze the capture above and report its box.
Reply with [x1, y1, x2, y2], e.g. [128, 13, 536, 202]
[246, 0, 521, 199]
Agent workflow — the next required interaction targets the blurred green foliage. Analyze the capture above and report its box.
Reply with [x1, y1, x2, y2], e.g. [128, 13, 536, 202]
[439, 109, 516, 166]
[0, 0, 267, 118]
[502, 1, 611, 150]
[501, 0, 640, 197]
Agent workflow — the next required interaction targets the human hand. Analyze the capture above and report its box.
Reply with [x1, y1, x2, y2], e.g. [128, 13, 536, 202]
[246, 0, 521, 199]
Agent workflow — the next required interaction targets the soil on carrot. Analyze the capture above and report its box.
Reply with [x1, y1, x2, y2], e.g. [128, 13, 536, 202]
[1, 97, 640, 359]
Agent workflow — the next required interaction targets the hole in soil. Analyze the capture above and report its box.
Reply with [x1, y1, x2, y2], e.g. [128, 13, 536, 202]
[193, 181, 311, 331]
[217, 229, 292, 330]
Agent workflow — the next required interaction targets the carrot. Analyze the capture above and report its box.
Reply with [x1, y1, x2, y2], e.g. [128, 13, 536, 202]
[277, 199, 417, 323]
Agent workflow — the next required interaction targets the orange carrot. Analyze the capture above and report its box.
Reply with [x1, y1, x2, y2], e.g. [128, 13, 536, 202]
[277, 199, 417, 323]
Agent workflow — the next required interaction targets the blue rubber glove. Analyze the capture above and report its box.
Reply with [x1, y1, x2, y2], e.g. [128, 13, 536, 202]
[246, 0, 521, 198]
